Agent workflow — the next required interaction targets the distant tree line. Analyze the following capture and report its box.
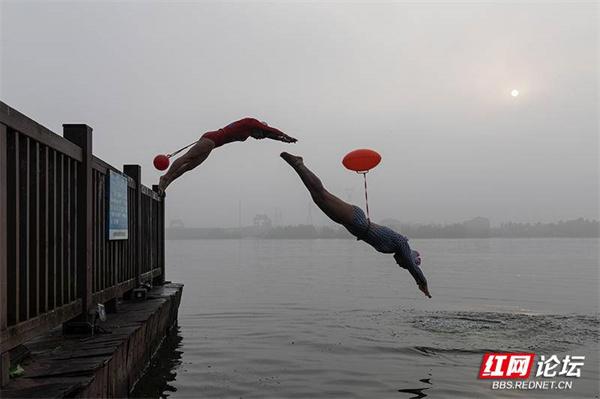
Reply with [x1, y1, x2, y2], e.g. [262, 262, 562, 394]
[262, 225, 349, 239]
[166, 225, 350, 240]
[167, 227, 243, 239]
[166, 217, 598, 239]
[492, 218, 599, 238]
[381, 217, 598, 238]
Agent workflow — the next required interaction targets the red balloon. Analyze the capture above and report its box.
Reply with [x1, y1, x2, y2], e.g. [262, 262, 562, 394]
[342, 149, 381, 172]
[153, 154, 170, 171]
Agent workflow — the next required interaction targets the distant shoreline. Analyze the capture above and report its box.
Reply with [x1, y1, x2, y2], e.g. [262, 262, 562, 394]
[166, 217, 599, 240]
[166, 236, 600, 240]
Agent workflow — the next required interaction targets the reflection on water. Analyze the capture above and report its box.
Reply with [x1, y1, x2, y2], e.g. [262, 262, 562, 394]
[397, 387, 430, 399]
[131, 327, 183, 398]
[397, 372, 433, 399]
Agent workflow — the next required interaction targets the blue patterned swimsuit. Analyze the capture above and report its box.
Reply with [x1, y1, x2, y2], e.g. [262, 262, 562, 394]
[344, 206, 428, 288]
[345, 206, 408, 254]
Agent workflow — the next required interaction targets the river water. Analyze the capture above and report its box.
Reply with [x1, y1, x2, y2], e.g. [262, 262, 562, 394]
[132, 238, 599, 398]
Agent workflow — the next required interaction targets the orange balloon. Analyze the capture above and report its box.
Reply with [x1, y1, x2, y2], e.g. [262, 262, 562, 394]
[342, 149, 381, 172]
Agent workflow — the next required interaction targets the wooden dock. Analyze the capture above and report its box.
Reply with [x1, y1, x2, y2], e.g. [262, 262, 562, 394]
[1, 283, 182, 398]
[0, 101, 181, 396]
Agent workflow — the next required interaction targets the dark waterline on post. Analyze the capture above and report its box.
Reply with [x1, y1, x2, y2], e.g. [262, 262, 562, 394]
[131, 327, 184, 399]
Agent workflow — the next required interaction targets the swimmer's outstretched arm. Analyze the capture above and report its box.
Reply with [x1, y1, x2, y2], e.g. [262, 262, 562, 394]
[394, 250, 431, 298]
[158, 118, 296, 193]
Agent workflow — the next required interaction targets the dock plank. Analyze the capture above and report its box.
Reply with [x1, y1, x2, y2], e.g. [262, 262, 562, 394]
[0, 283, 182, 398]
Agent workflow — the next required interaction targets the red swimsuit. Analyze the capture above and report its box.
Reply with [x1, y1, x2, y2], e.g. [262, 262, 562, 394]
[201, 118, 284, 148]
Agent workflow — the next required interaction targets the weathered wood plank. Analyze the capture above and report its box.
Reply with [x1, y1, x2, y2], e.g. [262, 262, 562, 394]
[48, 150, 56, 311]
[0, 124, 8, 331]
[0, 352, 9, 387]
[7, 129, 19, 326]
[72, 163, 78, 301]
[38, 144, 48, 314]
[140, 268, 161, 285]
[92, 170, 98, 293]
[64, 125, 93, 314]
[123, 165, 141, 285]
[128, 187, 134, 281]
[0, 124, 8, 387]
[0, 300, 82, 353]
[63, 156, 70, 304]
[0, 102, 82, 161]
[0, 284, 182, 398]
[92, 156, 135, 188]
[91, 278, 136, 305]
[100, 173, 106, 291]
[1, 382, 81, 398]
[28, 140, 38, 318]
[18, 135, 29, 323]
[141, 185, 160, 201]
[56, 154, 64, 307]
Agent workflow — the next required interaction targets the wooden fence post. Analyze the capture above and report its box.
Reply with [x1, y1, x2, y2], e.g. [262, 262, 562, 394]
[0, 124, 10, 386]
[123, 165, 141, 287]
[152, 185, 165, 285]
[63, 125, 93, 316]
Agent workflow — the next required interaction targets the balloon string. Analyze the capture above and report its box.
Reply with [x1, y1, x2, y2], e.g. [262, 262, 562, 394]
[168, 140, 199, 158]
[363, 172, 370, 222]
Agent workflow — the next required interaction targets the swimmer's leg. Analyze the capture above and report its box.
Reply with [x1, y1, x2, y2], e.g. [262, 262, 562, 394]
[159, 138, 215, 192]
[280, 152, 354, 225]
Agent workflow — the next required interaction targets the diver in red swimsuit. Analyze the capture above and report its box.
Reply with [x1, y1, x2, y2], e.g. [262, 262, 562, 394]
[158, 118, 296, 193]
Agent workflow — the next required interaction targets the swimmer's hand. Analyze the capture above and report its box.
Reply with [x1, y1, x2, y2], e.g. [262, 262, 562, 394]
[394, 252, 431, 298]
[418, 284, 432, 299]
[263, 128, 297, 143]
[230, 118, 297, 143]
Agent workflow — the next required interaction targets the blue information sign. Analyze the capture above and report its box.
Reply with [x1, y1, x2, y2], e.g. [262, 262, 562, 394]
[107, 170, 129, 240]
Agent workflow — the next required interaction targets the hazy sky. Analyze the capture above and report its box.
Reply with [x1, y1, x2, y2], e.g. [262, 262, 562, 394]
[1, 1, 597, 227]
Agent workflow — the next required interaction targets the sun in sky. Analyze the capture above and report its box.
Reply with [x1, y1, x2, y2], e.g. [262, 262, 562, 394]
[511, 89, 520, 97]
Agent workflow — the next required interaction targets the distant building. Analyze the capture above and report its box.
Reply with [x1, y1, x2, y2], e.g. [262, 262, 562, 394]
[253, 214, 272, 229]
[464, 217, 490, 237]
[169, 219, 185, 228]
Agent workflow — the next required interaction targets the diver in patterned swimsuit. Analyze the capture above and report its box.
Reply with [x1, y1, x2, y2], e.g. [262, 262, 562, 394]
[158, 118, 296, 193]
[280, 152, 431, 298]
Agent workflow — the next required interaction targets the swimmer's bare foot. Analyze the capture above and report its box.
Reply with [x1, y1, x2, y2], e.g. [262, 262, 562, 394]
[158, 175, 170, 195]
[280, 152, 303, 168]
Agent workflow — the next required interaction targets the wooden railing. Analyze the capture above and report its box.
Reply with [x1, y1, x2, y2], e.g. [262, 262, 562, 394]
[0, 101, 165, 383]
